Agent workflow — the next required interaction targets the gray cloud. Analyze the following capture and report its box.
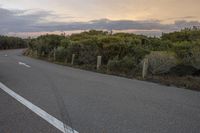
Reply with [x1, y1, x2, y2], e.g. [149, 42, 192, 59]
[0, 7, 54, 33]
[1, 7, 200, 36]
[174, 20, 200, 29]
[32, 19, 164, 31]
[162, 16, 197, 22]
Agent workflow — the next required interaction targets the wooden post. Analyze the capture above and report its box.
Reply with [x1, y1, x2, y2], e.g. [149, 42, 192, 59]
[42, 51, 45, 56]
[48, 49, 51, 60]
[97, 56, 102, 70]
[142, 58, 148, 79]
[71, 54, 75, 65]
[35, 50, 38, 57]
[53, 48, 56, 61]
[48, 52, 51, 61]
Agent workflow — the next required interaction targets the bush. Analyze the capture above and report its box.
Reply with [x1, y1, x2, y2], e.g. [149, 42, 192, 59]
[162, 27, 200, 42]
[127, 43, 150, 63]
[148, 38, 173, 51]
[60, 38, 71, 48]
[173, 41, 200, 69]
[147, 51, 178, 75]
[78, 43, 99, 65]
[190, 46, 200, 69]
[55, 47, 68, 62]
[67, 42, 81, 63]
[68, 39, 99, 65]
[173, 41, 195, 65]
[98, 36, 127, 64]
[107, 56, 137, 75]
[169, 65, 198, 76]
[0, 36, 27, 49]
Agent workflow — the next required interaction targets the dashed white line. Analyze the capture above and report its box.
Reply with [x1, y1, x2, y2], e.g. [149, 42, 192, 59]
[18, 62, 31, 68]
[0, 82, 78, 133]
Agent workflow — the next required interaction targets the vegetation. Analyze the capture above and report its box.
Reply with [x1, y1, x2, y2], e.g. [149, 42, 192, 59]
[0, 36, 27, 49]
[24, 28, 200, 90]
[107, 56, 138, 76]
[147, 51, 178, 75]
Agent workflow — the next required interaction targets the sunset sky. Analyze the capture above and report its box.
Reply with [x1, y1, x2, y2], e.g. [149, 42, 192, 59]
[0, 0, 200, 36]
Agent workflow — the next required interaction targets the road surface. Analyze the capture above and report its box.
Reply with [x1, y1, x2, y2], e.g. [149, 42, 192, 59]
[0, 49, 200, 133]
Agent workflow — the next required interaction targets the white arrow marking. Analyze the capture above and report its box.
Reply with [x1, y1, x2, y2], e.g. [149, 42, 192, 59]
[18, 62, 31, 68]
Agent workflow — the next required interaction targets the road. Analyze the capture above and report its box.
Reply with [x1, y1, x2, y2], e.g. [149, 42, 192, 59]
[0, 49, 200, 133]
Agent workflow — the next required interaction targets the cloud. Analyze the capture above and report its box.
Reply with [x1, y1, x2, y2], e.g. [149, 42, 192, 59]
[43, 19, 171, 31]
[1, 7, 200, 36]
[161, 16, 197, 22]
[0, 7, 74, 34]
[0, 7, 53, 33]
[174, 20, 200, 28]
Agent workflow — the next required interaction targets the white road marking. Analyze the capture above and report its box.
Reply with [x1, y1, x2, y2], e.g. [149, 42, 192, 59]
[4, 54, 8, 57]
[0, 82, 78, 133]
[18, 62, 31, 68]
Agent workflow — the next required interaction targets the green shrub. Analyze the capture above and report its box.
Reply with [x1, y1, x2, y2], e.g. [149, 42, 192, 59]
[107, 56, 137, 75]
[36, 34, 65, 48]
[190, 46, 200, 69]
[0, 35, 27, 49]
[127, 43, 150, 63]
[148, 38, 173, 51]
[67, 42, 81, 63]
[68, 39, 99, 65]
[33, 39, 49, 57]
[162, 28, 200, 42]
[55, 47, 68, 62]
[147, 51, 178, 75]
[60, 38, 71, 48]
[25, 30, 200, 78]
[78, 42, 99, 65]
[173, 41, 200, 69]
[98, 36, 127, 64]
[173, 41, 195, 65]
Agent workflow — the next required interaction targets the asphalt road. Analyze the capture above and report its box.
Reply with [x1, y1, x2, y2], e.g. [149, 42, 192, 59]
[0, 49, 200, 133]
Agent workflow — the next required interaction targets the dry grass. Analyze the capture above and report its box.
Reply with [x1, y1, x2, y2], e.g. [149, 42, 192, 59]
[146, 75, 200, 91]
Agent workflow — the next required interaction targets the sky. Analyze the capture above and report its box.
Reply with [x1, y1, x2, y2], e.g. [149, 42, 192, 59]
[0, 0, 200, 37]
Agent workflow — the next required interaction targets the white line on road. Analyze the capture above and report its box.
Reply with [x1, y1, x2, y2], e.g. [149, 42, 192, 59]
[0, 82, 78, 133]
[18, 62, 31, 68]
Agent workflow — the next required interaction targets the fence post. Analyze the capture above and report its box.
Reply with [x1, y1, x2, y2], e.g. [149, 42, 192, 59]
[97, 56, 102, 70]
[35, 50, 38, 57]
[71, 54, 75, 65]
[48, 52, 51, 60]
[53, 48, 56, 61]
[42, 51, 45, 56]
[142, 58, 149, 79]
